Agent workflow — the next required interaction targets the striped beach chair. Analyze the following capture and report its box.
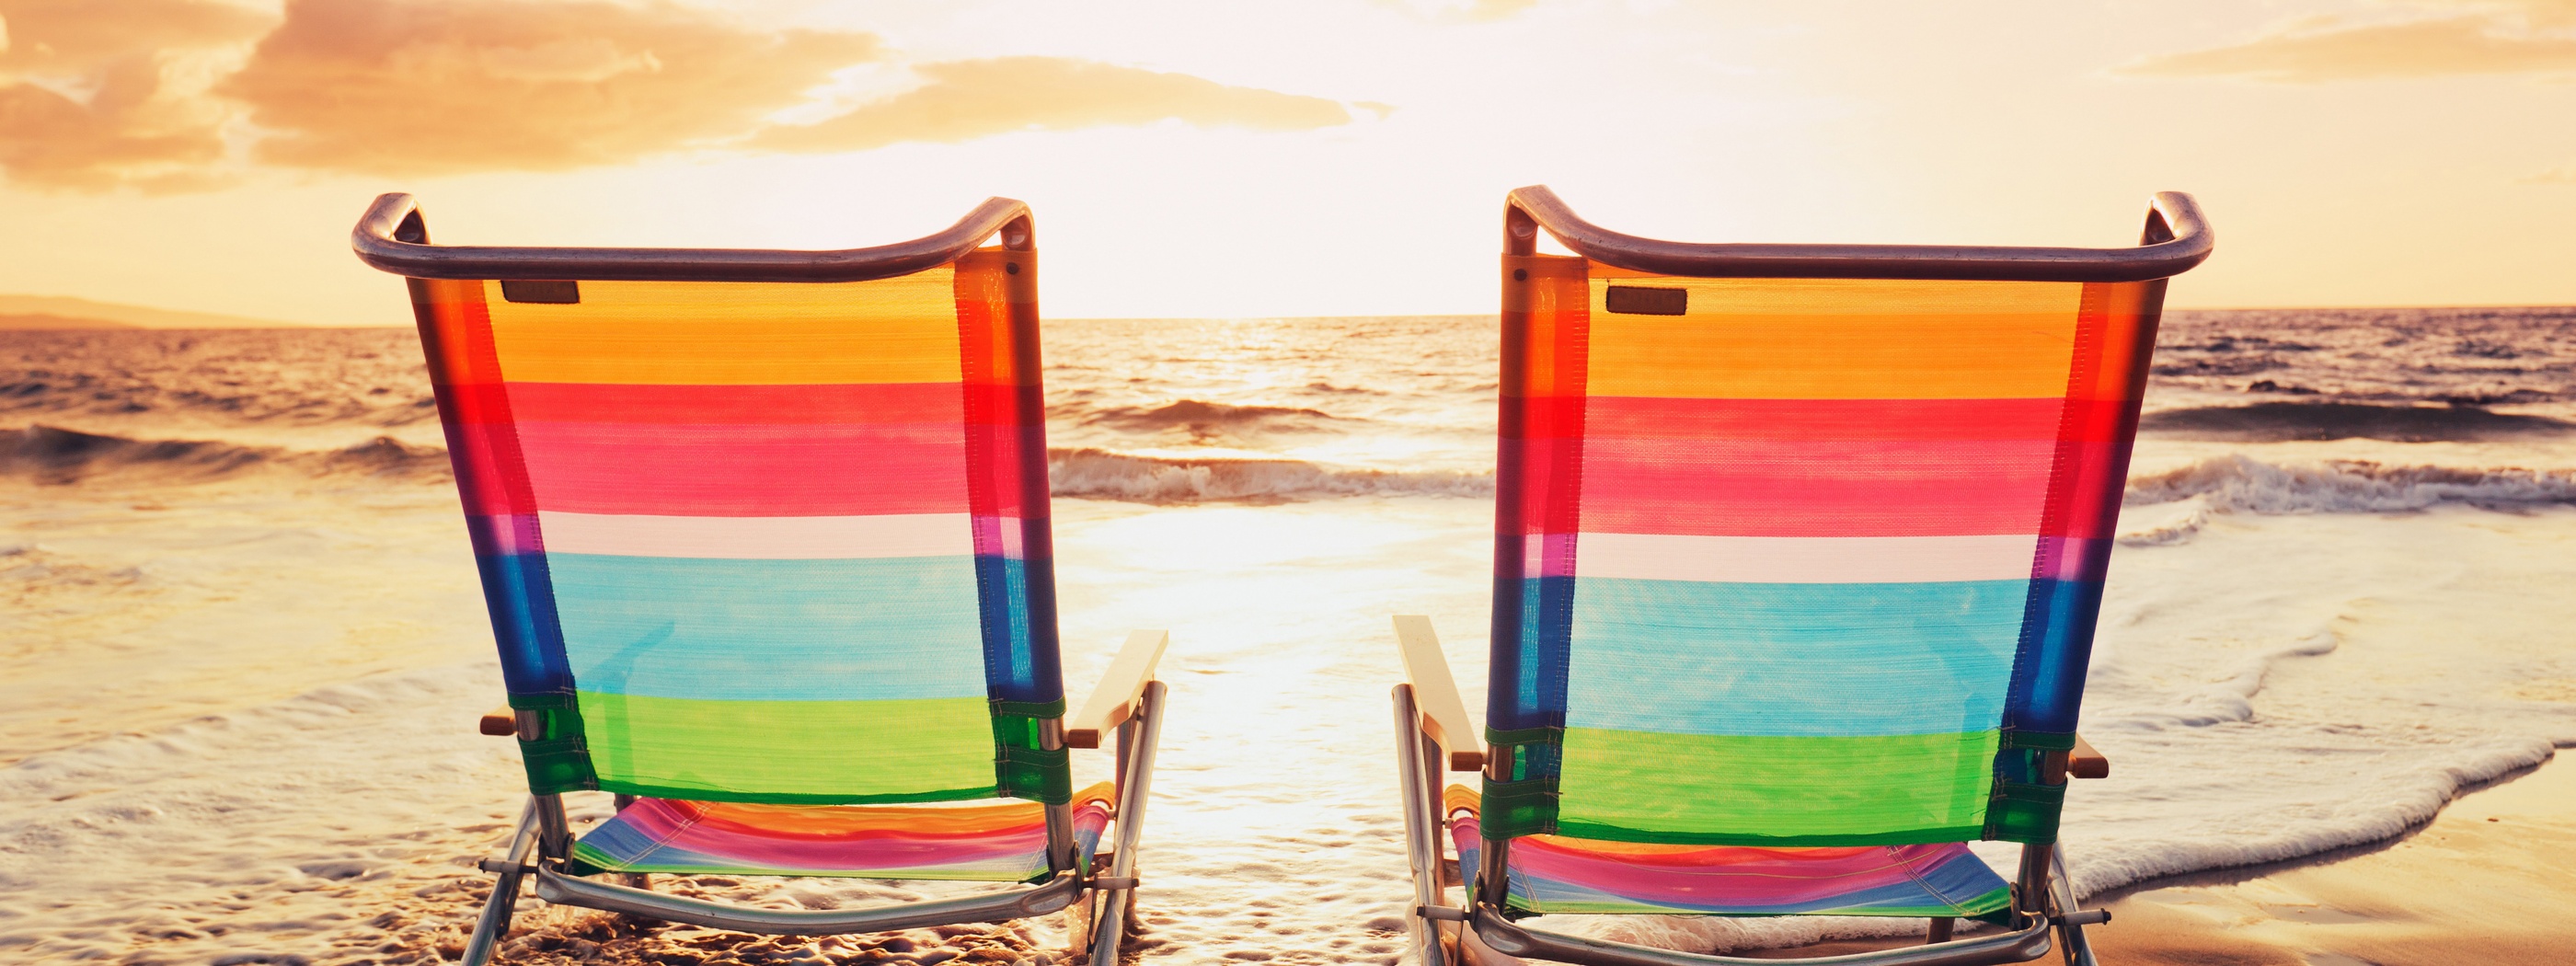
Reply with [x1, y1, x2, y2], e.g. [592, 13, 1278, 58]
[351, 195, 1168, 966]
[1392, 187, 2212, 966]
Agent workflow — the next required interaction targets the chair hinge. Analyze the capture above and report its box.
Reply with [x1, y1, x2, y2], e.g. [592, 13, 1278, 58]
[1090, 876, 1139, 890]
[2053, 909, 2110, 926]
[477, 858, 539, 875]
[1417, 905, 1471, 922]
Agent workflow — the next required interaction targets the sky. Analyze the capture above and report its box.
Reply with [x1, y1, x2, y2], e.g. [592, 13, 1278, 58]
[1, 0, 2572, 326]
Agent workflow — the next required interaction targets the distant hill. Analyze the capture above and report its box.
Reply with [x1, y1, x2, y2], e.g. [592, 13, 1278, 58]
[0, 294, 314, 330]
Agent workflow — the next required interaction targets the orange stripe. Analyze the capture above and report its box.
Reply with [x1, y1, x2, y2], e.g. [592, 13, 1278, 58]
[1584, 275, 2086, 399]
[1502, 255, 1590, 398]
[954, 247, 1040, 387]
[477, 273, 962, 385]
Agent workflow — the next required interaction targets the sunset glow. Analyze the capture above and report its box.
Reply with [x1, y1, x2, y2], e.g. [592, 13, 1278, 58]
[3, 0, 2572, 324]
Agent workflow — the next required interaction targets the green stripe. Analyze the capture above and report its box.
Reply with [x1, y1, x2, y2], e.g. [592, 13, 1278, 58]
[578, 691, 995, 803]
[1556, 728, 1998, 845]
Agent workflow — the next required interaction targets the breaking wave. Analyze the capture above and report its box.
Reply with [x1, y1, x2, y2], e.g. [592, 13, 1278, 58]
[0, 425, 447, 485]
[1048, 447, 1492, 503]
[2138, 401, 2576, 443]
[2125, 454, 2576, 515]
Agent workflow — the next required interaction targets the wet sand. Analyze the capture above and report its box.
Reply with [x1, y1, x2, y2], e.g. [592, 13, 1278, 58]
[2089, 753, 2576, 966]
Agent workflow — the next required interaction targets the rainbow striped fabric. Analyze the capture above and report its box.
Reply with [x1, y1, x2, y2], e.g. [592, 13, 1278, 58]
[1445, 788, 2009, 919]
[569, 782, 1114, 882]
[410, 248, 1066, 809]
[1485, 257, 2161, 857]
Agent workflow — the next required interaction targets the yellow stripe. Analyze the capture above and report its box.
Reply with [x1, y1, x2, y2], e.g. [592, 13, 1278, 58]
[485, 272, 962, 385]
[1586, 276, 2085, 399]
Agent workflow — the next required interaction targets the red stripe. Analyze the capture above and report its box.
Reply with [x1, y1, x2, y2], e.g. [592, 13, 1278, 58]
[498, 382, 964, 426]
[514, 421, 968, 516]
[1498, 254, 1593, 546]
[414, 282, 537, 516]
[1577, 438, 2055, 536]
[1578, 397, 2067, 443]
[2041, 284, 2159, 540]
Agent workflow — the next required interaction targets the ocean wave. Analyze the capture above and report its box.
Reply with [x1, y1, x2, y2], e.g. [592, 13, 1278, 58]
[1070, 398, 1355, 447]
[2124, 454, 2576, 516]
[1048, 447, 1491, 503]
[2138, 401, 2576, 443]
[0, 425, 447, 485]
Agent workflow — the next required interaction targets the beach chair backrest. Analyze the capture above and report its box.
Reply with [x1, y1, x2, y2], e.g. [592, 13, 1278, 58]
[1486, 188, 2207, 848]
[371, 198, 1065, 807]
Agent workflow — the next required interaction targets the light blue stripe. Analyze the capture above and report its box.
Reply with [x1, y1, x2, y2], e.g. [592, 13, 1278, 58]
[546, 553, 986, 702]
[1564, 578, 2024, 737]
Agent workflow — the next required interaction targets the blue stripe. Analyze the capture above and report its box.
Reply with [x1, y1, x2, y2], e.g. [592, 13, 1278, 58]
[546, 553, 987, 702]
[473, 550, 572, 697]
[2005, 578, 2106, 736]
[1495, 570, 1578, 734]
[978, 551, 1062, 706]
[1564, 578, 2026, 737]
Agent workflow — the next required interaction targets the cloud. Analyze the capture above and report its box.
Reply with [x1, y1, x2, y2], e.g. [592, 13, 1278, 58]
[218, 0, 881, 175]
[750, 56, 1355, 154]
[0, 0, 273, 190]
[2127, 3, 2576, 81]
[0, 0, 1374, 189]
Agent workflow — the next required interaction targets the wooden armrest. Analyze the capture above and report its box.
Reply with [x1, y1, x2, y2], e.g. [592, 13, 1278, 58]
[2069, 734, 2110, 779]
[479, 706, 517, 737]
[1393, 615, 1484, 772]
[1065, 629, 1170, 749]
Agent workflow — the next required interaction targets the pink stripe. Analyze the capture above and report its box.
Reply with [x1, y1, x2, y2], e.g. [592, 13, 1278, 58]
[670, 827, 1044, 869]
[1577, 438, 2054, 537]
[432, 386, 536, 517]
[1451, 813, 1991, 907]
[514, 421, 968, 517]
[592, 798, 1111, 873]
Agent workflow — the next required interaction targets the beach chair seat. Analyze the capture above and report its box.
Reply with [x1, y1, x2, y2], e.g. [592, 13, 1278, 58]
[355, 195, 1167, 966]
[1389, 187, 2211, 966]
[1441, 787, 2011, 921]
[569, 782, 1116, 881]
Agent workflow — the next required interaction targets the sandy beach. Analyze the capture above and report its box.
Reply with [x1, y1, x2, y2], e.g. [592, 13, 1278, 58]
[2093, 754, 2576, 966]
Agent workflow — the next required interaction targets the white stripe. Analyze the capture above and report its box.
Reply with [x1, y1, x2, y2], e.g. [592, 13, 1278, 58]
[537, 512, 975, 559]
[1574, 533, 2036, 584]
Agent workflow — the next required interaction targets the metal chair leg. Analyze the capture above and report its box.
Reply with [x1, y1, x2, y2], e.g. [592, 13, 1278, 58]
[2048, 850, 2099, 966]
[1090, 681, 1166, 966]
[461, 799, 541, 966]
[1393, 684, 1455, 966]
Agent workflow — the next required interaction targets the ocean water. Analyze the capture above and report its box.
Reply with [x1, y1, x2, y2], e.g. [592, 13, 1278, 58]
[3, 307, 2574, 964]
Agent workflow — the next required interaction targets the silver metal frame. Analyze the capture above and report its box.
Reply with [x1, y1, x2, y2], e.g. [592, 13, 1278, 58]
[1394, 189, 2196, 965]
[1502, 185, 2211, 282]
[351, 192, 1035, 282]
[1391, 689, 2104, 966]
[460, 684, 1163, 964]
[370, 194, 1157, 964]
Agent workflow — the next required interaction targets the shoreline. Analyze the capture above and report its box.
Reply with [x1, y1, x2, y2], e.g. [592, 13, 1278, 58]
[1550, 752, 2576, 964]
[2087, 748, 2574, 965]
